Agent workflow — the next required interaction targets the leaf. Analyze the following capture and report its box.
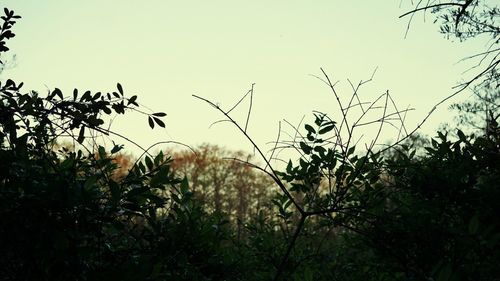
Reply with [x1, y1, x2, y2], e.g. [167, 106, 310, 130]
[77, 126, 85, 144]
[318, 124, 335, 134]
[80, 90, 91, 102]
[153, 117, 165, 128]
[150, 168, 169, 188]
[299, 142, 312, 154]
[299, 158, 308, 169]
[102, 106, 112, 114]
[111, 144, 123, 154]
[437, 131, 446, 141]
[152, 112, 166, 117]
[286, 160, 293, 174]
[112, 103, 125, 114]
[148, 116, 154, 129]
[347, 146, 355, 156]
[305, 124, 316, 134]
[93, 92, 101, 100]
[431, 138, 439, 148]
[457, 130, 466, 142]
[306, 133, 315, 141]
[117, 83, 123, 95]
[138, 162, 146, 174]
[98, 146, 106, 159]
[180, 177, 189, 194]
[145, 155, 154, 171]
[73, 89, 78, 100]
[127, 95, 138, 106]
[154, 151, 164, 166]
[313, 146, 326, 156]
[52, 88, 63, 100]
[84, 176, 98, 190]
[311, 154, 321, 164]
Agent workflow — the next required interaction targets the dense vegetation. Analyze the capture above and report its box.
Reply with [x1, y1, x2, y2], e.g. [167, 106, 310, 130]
[1, 4, 499, 281]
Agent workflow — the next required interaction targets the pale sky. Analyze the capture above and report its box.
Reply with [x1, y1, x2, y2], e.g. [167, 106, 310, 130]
[1, 1, 487, 157]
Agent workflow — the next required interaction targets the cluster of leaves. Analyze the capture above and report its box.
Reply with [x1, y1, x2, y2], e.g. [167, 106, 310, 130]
[0, 8, 19, 56]
[247, 118, 500, 281]
[332, 125, 500, 281]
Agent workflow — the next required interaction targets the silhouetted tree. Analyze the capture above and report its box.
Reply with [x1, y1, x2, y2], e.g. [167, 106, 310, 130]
[401, 0, 499, 91]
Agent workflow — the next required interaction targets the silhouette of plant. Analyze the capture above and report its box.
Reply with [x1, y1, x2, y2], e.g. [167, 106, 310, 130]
[400, 0, 499, 92]
[0, 8, 235, 280]
[194, 68, 415, 280]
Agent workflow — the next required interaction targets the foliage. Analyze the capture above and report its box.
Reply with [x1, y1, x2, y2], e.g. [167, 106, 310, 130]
[449, 84, 499, 135]
[343, 127, 500, 280]
[401, 0, 499, 90]
[0, 9, 236, 281]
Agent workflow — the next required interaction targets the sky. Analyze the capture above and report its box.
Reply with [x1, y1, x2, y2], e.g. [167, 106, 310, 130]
[1, 1, 488, 158]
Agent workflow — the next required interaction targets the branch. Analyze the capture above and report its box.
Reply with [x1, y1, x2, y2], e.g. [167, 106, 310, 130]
[193, 94, 305, 214]
[273, 215, 306, 281]
[399, 2, 465, 18]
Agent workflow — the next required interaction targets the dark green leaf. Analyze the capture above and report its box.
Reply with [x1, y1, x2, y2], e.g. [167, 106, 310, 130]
[102, 106, 112, 114]
[80, 90, 91, 102]
[111, 144, 123, 154]
[127, 95, 137, 106]
[148, 116, 154, 129]
[286, 160, 293, 174]
[117, 83, 123, 95]
[152, 112, 166, 117]
[145, 156, 154, 171]
[314, 146, 326, 156]
[77, 126, 85, 144]
[180, 177, 189, 194]
[153, 117, 165, 128]
[457, 130, 466, 142]
[347, 146, 355, 156]
[98, 146, 106, 159]
[73, 89, 78, 100]
[305, 124, 316, 134]
[300, 142, 312, 154]
[52, 88, 63, 100]
[318, 124, 335, 134]
[93, 92, 101, 100]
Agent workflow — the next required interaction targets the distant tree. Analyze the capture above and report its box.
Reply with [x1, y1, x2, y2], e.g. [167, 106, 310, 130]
[168, 144, 277, 224]
[449, 84, 499, 135]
